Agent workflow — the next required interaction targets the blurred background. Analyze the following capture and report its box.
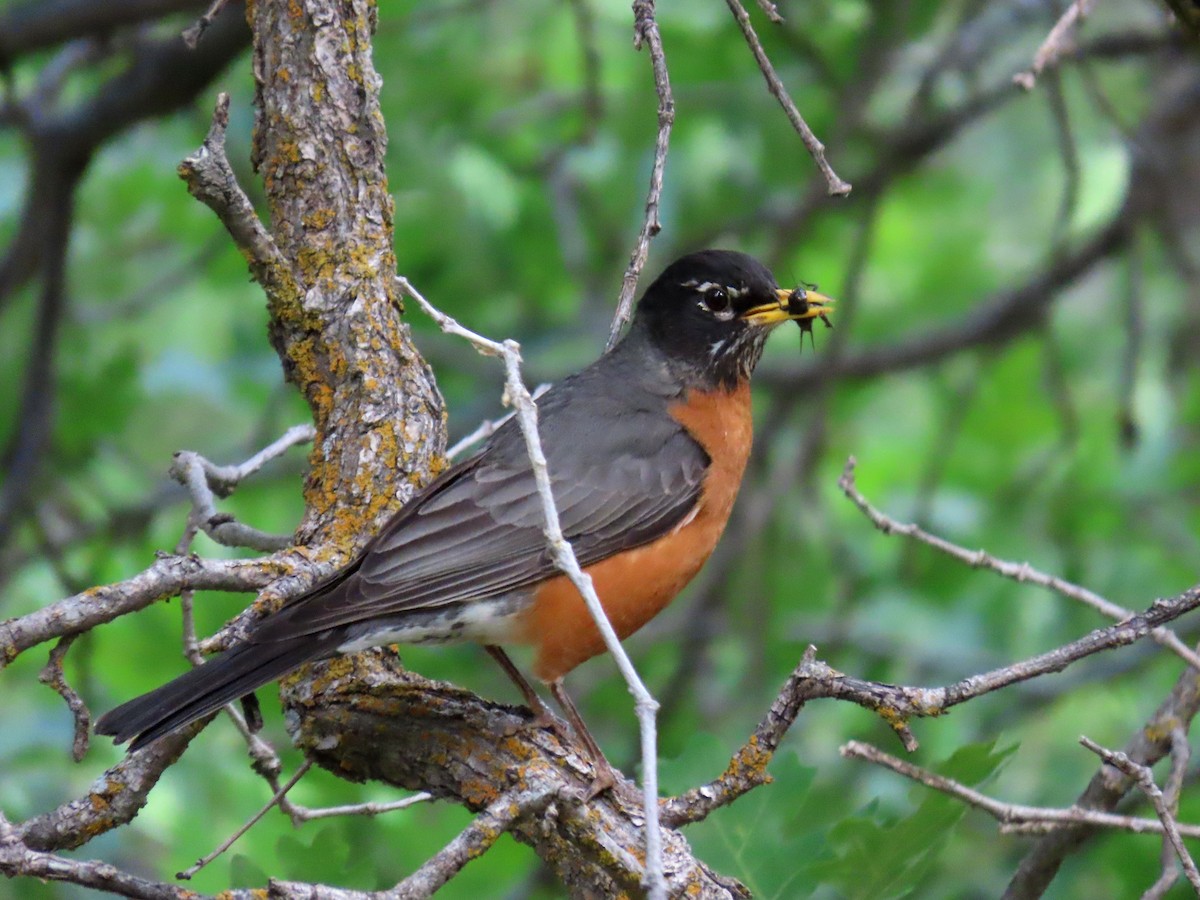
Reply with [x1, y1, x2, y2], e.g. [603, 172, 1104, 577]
[1, 0, 1198, 896]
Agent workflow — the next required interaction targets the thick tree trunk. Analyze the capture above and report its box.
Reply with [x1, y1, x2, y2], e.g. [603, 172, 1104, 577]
[248, 0, 446, 550]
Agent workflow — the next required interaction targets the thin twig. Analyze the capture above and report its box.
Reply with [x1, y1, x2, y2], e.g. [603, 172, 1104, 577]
[0, 554, 280, 670]
[1043, 71, 1080, 251]
[37, 636, 90, 761]
[0, 838, 197, 900]
[662, 646, 853, 826]
[754, 0, 783, 24]
[1014, 0, 1096, 90]
[169, 424, 315, 551]
[1080, 736, 1200, 893]
[445, 384, 549, 460]
[608, 0, 675, 350]
[1144, 727, 1192, 899]
[842, 740, 1200, 839]
[286, 794, 433, 821]
[838, 456, 1200, 671]
[178, 761, 316, 879]
[388, 786, 559, 899]
[723, 0, 851, 196]
[178, 93, 301, 302]
[182, 0, 234, 48]
[672, 575, 1200, 826]
[172, 513, 285, 785]
[398, 276, 667, 899]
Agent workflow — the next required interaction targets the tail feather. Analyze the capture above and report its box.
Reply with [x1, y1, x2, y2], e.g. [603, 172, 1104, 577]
[95, 635, 338, 751]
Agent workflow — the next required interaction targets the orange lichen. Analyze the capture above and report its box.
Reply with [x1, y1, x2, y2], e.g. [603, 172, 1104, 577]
[302, 208, 335, 230]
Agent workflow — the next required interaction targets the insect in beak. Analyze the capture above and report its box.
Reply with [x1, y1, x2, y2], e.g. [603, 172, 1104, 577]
[787, 285, 834, 341]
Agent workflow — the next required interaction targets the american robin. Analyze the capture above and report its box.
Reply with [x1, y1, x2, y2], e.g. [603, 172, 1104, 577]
[96, 249, 833, 790]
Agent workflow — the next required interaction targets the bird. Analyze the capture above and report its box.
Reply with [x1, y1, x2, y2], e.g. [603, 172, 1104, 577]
[96, 249, 833, 792]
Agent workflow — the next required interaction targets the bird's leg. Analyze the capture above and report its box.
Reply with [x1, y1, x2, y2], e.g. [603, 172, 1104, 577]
[484, 645, 570, 740]
[549, 678, 618, 799]
[483, 649, 617, 796]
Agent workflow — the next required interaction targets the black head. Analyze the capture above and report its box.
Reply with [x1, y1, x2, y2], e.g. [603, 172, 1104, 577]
[631, 249, 833, 389]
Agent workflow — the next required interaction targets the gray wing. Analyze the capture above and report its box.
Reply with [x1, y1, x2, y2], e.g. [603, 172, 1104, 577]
[253, 376, 708, 641]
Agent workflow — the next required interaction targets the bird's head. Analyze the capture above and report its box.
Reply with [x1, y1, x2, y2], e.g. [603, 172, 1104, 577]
[633, 249, 834, 389]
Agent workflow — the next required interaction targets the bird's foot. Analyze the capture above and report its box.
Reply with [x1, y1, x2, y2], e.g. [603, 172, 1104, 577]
[583, 757, 618, 801]
[526, 706, 575, 745]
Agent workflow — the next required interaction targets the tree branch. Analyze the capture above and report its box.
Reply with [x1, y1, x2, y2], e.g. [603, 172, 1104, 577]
[607, 0, 675, 350]
[0, 554, 281, 668]
[283, 655, 748, 898]
[1079, 736, 1200, 893]
[838, 456, 1200, 670]
[723, 0, 851, 196]
[0, 0, 206, 62]
[841, 740, 1200, 840]
[663, 578, 1200, 827]
[1014, 0, 1096, 90]
[169, 424, 315, 551]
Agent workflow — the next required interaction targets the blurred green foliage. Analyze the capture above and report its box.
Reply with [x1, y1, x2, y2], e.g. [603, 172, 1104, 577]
[2, 0, 1198, 897]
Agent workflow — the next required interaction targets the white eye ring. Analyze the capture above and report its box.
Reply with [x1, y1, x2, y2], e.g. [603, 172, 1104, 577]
[701, 287, 734, 319]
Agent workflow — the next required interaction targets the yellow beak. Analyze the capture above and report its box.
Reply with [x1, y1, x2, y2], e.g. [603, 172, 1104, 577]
[740, 287, 835, 326]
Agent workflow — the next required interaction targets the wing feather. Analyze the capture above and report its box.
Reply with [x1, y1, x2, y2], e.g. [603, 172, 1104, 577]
[252, 370, 709, 644]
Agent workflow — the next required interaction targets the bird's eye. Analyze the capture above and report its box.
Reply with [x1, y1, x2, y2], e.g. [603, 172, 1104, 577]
[702, 287, 731, 316]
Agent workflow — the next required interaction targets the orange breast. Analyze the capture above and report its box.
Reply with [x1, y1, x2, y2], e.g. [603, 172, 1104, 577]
[517, 382, 753, 682]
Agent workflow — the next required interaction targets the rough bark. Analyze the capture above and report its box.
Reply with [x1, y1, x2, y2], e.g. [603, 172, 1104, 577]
[247, 0, 446, 554]
[283, 653, 749, 899]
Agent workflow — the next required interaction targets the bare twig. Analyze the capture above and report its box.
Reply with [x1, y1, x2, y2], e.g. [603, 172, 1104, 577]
[445, 384, 550, 460]
[838, 456, 1200, 671]
[182, 0, 233, 48]
[754, 0, 783, 24]
[1008, 611, 1200, 896]
[170, 515, 286, 786]
[661, 646, 858, 826]
[723, 0, 851, 196]
[37, 635, 90, 761]
[179, 761, 315, 879]
[178, 93, 300, 302]
[670, 576, 1200, 826]
[0, 554, 280, 669]
[284, 794, 434, 822]
[841, 740, 1200, 839]
[398, 275, 667, 899]
[169, 424, 315, 551]
[1014, 0, 1096, 90]
[261, 786, 559, 900]
[1080, 736, 1200, 893]
[0, 839, 197, 900]
[608, 0, 675, 350]
[18, 725, 203, 852]
[179, 762, 428, 881]
[1043, 71, 1080, 250]
[1144, 727, 1192, 899]
[389, 786, 559, 899]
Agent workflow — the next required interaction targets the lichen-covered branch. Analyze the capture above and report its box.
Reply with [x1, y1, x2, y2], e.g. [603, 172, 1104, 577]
[662, 581, 1200, 827]
[282, 653, 747, 899]
[0, 554, 281, 668]
[246, 0, 445, 550]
